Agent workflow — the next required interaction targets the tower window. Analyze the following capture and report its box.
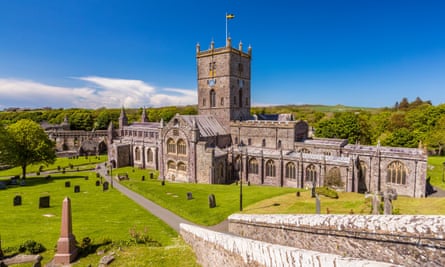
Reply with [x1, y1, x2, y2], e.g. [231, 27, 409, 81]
[210, 89, 216, 107]
[245, 97, 249, 106]
[239, 90, 243, 108]
[221, 97, 224, 106]
[203, 98, 206, 106]
[234, 96, 237, 106]
[238, 63, 243, 73]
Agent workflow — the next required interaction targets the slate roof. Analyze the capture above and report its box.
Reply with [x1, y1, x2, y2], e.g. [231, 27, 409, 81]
[180, 115, 228, 137]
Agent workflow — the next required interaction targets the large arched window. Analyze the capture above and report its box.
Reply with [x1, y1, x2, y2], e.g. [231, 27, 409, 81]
[285, 162, 296, 179]
[167, 138, 176, 154]
[147, 149, 153, 163]
[266, 160, 276, 177]
[305, 164, 317, 182]
[387, 161, 407, 185]
[177, 162, 187, 172]
[248, 158, 258, 174]
[135, 147, 141, 161]
[167, 160, 176, 170]
[210, 89, 216, 107]
[326, 167, 342, 187]
[177, 139, 187, 155]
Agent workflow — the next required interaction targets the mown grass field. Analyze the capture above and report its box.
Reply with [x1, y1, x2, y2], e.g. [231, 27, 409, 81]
[0, 168, 198, 266]
[427, 156, 445, 190]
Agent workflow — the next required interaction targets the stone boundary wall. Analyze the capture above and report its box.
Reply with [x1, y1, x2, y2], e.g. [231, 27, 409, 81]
[180, 223, 397, 267]
[228, 214, 445, 266]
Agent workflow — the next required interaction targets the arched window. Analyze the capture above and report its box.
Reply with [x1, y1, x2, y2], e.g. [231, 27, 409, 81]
[220, 97, 224, 106]
[277, 140, 282, 149]
[177, 139, 186, 155]
[248, 138, 252, 146]
[285, 162, 296, 179]
[326, 167, 342, 187]
[177, 162, 187, 172]
[210, 89, 216, 107]
[387, 161, 407, 185]
[167, 138, 176, 154]
[203, 98, 206, 106]
[167, 160, 176, 170]
[147, 149, 153, 163]
[306, 164, 317, 182]
[262, 139, 266, 147]
[235, 156, 242, 171]
[299, 148, 311, 154]
[248, 158, 258, 174]
[217, 162, 224, 179]
[239, 89, 243, 107]
[135, 147, 141, 161]
[266, 160, 276, 177]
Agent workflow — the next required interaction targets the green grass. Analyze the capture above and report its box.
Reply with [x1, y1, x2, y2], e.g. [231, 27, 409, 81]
[244, 190, 445, 215]
[115, 167, 297, 225]
[0, 172, 198, 266]
[427, 156, 445, 190]
[0, 155, 108, 178]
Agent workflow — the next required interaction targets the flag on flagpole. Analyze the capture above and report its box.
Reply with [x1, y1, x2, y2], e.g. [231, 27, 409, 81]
[226, 13, 235, 19]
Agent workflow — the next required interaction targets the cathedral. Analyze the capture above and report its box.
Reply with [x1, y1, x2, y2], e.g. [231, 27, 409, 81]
[108, 38, 427, 198]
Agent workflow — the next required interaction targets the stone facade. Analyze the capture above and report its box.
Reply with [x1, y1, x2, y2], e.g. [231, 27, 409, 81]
[108, 39, 427, 198]
[180, 223, 396, 267]
[228, 214, 445, 266]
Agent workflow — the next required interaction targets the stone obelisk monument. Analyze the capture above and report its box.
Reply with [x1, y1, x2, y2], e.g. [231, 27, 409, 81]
[53, 197, 78, 265]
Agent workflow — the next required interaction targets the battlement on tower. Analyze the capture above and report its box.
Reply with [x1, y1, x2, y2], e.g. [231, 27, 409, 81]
[196, 38, 252, 59]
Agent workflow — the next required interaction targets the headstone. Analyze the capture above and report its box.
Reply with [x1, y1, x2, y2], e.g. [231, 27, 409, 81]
[0, 182, 6, 190]
[53, 197, 78, 264]
[247, 181, 251, 186]
[10, 177, 18, 185]
[142, 176, 145, 181]
[103, 181, 109, 191]
[315, 194, 320, 214]
[296, 191, 300, 197]
[311, 180, 316, 198]
[372, 192, 381, 215]
[13, 195, 22, 206]
[208, 194, 216, 208]
[84, 176, 88, 180]
[161, 180, 165, 186]
[20, 179, 26, 186]
[187, 192, 193, 200]
[383, 188, 398, 215]
[65, 181, 71, 188]
[96, 180, 101, 186]
[74, 185, 80, 193]
[150, 173, 154, 179]
[39, 196, 50, 208]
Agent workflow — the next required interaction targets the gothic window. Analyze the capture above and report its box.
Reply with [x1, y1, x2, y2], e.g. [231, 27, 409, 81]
[135, 147, 141, 161]
[248, 158, 258, 174]
[167, 138, 176, 154]
[203, 98, 206, 106]
[262, 139, 266, 147]
[177, 162, 187, 172]
[266, 160, 276, 177]
[210, 89, 216, 107]
[323, 151, 331, 156]
[147, 149, 153, 163]
[217, 162, 224, 179]
[305, 164, 317, 182]
[285, 162, 296, 179]
[239, 90, 243, 107]
[167, 161, 176, 170]
[177, 139, 187, 155]
[221, 97, 224, 106]
[277, 140, 282, 149]
[387, 161, 407, 185]
[326, 167, 342, 187]
[248, 138, 252, 145]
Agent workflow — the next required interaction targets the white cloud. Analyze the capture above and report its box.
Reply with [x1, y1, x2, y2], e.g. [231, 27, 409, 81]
[0, 77, 197, 109]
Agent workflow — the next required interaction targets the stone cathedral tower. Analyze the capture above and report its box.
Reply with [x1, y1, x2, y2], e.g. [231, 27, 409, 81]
[196, 38, 252, 132]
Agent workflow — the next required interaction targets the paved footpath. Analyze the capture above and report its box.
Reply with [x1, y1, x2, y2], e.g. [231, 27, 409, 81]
[97, 164, 228, 233]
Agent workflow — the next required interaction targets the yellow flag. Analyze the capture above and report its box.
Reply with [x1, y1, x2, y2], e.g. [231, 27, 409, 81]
[226, 14, 235, 20]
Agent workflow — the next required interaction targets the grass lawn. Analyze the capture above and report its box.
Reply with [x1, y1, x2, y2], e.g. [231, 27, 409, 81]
[427, 156, 445, 190]
[115, 167, 298, 225]
[0, 172, 198, 266]
[244, 190, 445, 215]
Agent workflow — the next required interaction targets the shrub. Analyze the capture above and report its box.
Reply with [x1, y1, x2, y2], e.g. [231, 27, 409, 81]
[18, 240, 46, 254]
[128, 226, 161, 247]
[316, 187, 339, 199]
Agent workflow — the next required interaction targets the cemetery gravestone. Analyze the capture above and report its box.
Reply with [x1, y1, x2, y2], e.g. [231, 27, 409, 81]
[315, 194, 321, 214]
[208, 194, 216, 208]
[142, 176, 145, 181]
[65, 181, 71, 188]
[20, 180, 26, 186]
[103, 181, 109, 191]
[150, 173, 154, 179]
[13, 195, 22, 206]
[383, 189, 398, 215]
[74, 185, 80, 193]
[187, 192, 193, 200]
[96, 180, 101, 186]
[0, 182, 6, 190]
[39, 196, 50, 208]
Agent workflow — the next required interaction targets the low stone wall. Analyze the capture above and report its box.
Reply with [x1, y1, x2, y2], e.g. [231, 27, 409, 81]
[228, 214, 445, 266]
[180, 223, 396, 267]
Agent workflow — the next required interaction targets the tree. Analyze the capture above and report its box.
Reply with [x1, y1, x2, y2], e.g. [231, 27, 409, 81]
[0, 119, 56, 179]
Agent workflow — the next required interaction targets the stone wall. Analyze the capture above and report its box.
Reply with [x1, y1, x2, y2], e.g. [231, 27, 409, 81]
[228, 214, 445, 266]
[180, 223, 396, 267]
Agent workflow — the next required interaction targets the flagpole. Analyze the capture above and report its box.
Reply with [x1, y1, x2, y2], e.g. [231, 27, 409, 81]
[225, 12, 228, 42]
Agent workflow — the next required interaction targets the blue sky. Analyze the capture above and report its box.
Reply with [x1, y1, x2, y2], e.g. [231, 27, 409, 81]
[0, 1, 444, 109]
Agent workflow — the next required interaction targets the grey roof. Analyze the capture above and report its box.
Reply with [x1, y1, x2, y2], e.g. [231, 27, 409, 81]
[345, 144, 425, 156]
[125, 122, 160, 129]
[303, 138, 348, 147]
[180, 115, 228, 137]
